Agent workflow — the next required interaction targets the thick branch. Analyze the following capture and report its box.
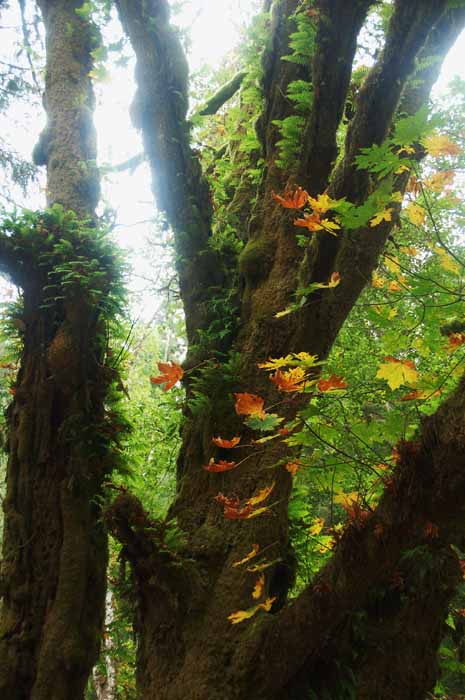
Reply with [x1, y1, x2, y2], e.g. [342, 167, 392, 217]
[299, 0, 374, 195]
[196, 71, 247, 117]
[248, 371, 465, 699]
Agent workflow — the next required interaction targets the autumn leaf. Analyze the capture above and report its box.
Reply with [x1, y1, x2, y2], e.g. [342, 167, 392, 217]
[212, 436, 241, 449]
[447, 332, 465, 351]
[150, 361, 184, 391]
[272, 186, 309, 209]
[318, 374, 347, 392]
[423, 133, 461, 157]
[285, 460, 301, 477]
[435, 246, 460, 274]
[258, 356, 291, 371]
[424, 521, 439, 539]
[388, 280, 401, 292]
[234, 393, 265, 418]
[294, 212, 323, 231]
[314, 272, 341, 289]
[246, 483, 275, 507]
[252, 574, 265, 600]
[371, 271, 385, 288]
[232, 544, 260, 568]
[425, 169, 455, 192]
[405, 202, 426, 226]
[376, 356, 418, 390]
[370, 208, 393, 227]
[204, 459, 238, 473]
[227, 597, 276, 624]
[308, 517, 325, 536]
[224, 504, 254, 520]
[214, 493, 240, 509]
[307, 192, 335, 214]
[270, 367, 307, 392]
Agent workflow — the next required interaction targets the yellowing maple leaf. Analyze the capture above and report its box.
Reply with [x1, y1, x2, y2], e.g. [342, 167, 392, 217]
[371, 271, 385, 288]
[246, 483, 275, 507]
[270, 367, 307, 393]
[400, 246, 419, 257]
[423, 133, 461, 157]
[370, 208, 393, 227]
[252, 574, 265, 600]
[228, 597, 276, 624]
[405, 202, 426, 226]
[315, 272, 341, 289]
[258, 356, 293, 371]
[234, 393, 266, 418]
[308, 517, 325, 536]
[232, 544, 260, 568]
[150, 361, 184, 391]
[388, 280, 401, 292]
[376, 356, 418, 390]
[307, 192, 334, 214]
[435, 247, 461, 274]
[425, 169, 455, 192]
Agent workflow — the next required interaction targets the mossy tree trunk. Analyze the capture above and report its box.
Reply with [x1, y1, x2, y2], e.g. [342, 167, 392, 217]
[0, 2, 120, 699]
[109, 1, 465, 699]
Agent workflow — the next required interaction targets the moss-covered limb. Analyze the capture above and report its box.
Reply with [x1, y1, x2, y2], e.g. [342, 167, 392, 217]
[35, 0, 100, 218]
[246, 372, 465, 699]
[298, 0, 374, 195]
[196, 71, 247, 117]
[292, 4, 465, 357]
[109, 152, 145, 174]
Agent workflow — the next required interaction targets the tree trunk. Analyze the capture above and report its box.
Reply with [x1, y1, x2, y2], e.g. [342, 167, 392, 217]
[0, 3, 118, 699]
[110, 0, 465, 698]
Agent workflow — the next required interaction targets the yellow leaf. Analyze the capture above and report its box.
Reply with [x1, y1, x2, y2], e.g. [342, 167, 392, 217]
[309, 517, 325, 536]
[320, 218, 341, 233]
[435, 247, 461, 274]
[423, 133, 461, 158]
[258, 356, 292, 371]
[396, 164, 410, 174]
[246, 506, 271, 519]
[308, 192, 334, 214]
[232, 544, 260, 568]
[228, 597, 276, 624]
[371, 271, 385, 288]
[405, 202, 426, 226]
[370, 208, 393, 227]
[376, 357, 418, 390]
[384, 256, 400, 273]
[252, 574, 265, 600]
[334, 491, 359, 508]
[388, 308, 398, 320]
[274, 307, 293, 319]
[246, 483, 275, 507]
[400, 246, 419, 257]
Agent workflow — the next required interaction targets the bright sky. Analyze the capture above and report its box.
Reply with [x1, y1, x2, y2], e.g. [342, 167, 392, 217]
[0, 1, 465, 315]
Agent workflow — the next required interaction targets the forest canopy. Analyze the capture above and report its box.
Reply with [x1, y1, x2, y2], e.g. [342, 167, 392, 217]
[2, 1, 465, 699]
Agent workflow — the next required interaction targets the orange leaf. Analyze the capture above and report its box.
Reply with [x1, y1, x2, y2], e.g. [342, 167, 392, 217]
[232, 544, 260, 568]
[227, 597, 276, 624]
[252, 574, 265, 600]
[448, 332, 465, 351]
[424, 521, 439, 539]
[224, 504, 254, 520]
[234, 393, 265, 418]
[214, 493, 240, 509]
[318, 374, 347, 392]
[150, 361, 184, 391]
[212, 436, 241, 449]
[285, 460, 301, 477]
[270, 367, 306, 393]
[272, 186, 308, 209]
[294, 212, 323, 231]
[204, 459, 238, 473]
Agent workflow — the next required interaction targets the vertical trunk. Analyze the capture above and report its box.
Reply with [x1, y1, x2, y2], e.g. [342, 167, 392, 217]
[0, 3, 115, 699]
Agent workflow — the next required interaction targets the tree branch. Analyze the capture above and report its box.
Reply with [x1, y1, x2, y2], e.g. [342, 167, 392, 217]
[293, 1, 465, 357]
[299, 0, 374, 195]
[196, 70, 247, 117]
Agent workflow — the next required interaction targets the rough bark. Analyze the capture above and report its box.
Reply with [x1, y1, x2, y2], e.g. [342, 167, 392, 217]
[110, 1, 465, 699]
[0, 2, 116, 699]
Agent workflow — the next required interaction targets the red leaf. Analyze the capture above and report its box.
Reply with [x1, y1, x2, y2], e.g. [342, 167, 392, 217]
[272, 186, 308, 209]
[212, 436, 241, 448]
[318, 374, 347, 392]
[204, 459, 238, 473]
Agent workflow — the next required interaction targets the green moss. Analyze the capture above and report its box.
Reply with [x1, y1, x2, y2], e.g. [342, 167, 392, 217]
[238, 237, 275, 284]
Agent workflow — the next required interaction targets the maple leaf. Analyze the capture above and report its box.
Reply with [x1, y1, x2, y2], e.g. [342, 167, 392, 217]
[308, 517, 325, 536]
[425, 169, 455, 192]
[258, 356, 293, 371]
[388, 280, 401, 292]
[371, 271, 385, 288]
[294, 212, 324, 231]
[272, 186, 309, 209]
[246, 483, 275, 507]
[150, 361, 184, 391]
[370, 208, 393, 227]
[318, 374, 347, 392]
[435, 247, 460, 274]
[423, 133, 461, 157]
[314, 272, 341, 290]
[424, 521, 439, 539]
[252, 574, 265, 600]
[376, 356, 418, 390]
[285, 460, 301, 477]
[400, 389, 435, 401]
[448, 332, 465, 351]
[212, 436, 241, 449]
[245, 413, 284, 432]
[405, 202, 426, 226]
[307, 192, 335, 214]
[227, 597, 276, 624]
[224, 504, 254, 520]
[232, 544, 260, 568]
[214, 493, 240, 509]
[204, 459, 238, 473]
[234, 393, 265, 418]
[270, 367, 307, 393]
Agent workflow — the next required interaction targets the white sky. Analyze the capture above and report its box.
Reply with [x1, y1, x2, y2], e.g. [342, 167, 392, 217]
[0, 1, 465, 315]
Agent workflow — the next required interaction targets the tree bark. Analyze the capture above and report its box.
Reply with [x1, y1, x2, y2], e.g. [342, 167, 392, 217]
[0, 3, 117, 699]
[110, 1, 465, 699]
